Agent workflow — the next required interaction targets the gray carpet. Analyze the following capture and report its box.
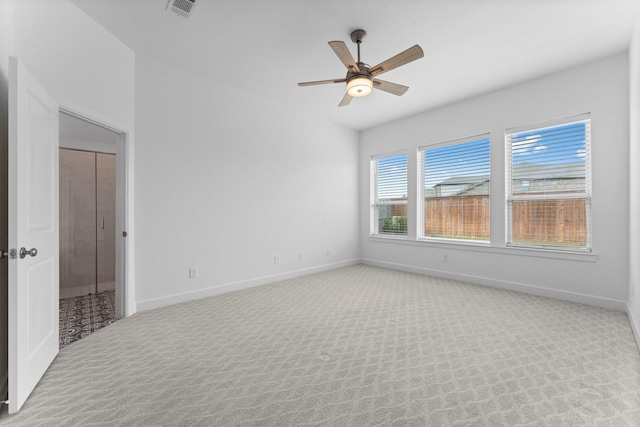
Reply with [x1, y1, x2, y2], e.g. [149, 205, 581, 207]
[1, 265, 639, 426]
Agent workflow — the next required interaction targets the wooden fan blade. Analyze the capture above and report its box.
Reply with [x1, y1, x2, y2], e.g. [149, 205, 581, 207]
[373, 79, 409, 96]
[369, 45, 424, 77]
[338, 92, 352, 107]
[298, 78, 347, 87]
[328, 41, 360, 73]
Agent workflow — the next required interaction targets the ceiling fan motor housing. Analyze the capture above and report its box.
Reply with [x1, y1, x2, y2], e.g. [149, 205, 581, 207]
[346, 63, 371, 80]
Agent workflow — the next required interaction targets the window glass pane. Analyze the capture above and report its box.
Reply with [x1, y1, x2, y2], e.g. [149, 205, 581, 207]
[373, 154, 407, 236]
[507, 118, 591, 251]
[422, 138, 490, 241]
[510, 122, 587, 196]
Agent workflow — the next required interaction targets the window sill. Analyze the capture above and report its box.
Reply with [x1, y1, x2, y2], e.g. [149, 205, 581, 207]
[369, 234, 409, 242]
[367, 236, 598, 263]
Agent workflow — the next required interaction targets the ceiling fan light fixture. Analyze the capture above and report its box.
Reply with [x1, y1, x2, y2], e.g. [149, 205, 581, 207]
[347, 76, 373, 97]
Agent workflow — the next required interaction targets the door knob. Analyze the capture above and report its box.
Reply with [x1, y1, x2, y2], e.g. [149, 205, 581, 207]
[19, 247, 38, 259]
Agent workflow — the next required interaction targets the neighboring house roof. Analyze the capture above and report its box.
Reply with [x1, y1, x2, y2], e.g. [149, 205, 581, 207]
[433, 175, 489, 196]
[435, 175, 489, 186]
[512, 161, 585, 180]
[429, 162, 585, 196]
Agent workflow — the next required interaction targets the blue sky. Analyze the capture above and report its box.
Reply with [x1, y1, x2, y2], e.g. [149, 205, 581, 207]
[376, 154, 407, 199]
[511, 121, 586, 165]
[424, 138, 490, 189]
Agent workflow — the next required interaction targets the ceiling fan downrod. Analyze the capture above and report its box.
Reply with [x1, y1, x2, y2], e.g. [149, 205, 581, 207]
[350, 29, 367, 65]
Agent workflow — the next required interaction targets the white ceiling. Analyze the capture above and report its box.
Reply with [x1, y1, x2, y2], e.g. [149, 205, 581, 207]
[70, 0, 639, 131]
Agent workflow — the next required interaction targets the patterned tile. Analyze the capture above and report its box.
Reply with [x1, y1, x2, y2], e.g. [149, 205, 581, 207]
[59, 290, 116, 348]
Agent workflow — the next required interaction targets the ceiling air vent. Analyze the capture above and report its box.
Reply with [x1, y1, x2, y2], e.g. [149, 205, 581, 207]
[166, 0, 197, 19]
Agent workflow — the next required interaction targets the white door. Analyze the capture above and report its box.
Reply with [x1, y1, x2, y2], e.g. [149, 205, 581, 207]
[7, 57, 59, 414]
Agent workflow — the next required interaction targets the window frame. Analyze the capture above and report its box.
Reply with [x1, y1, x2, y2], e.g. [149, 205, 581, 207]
[370, 151, 408, 238]
[505, 114, 592, 252]
[418, 134, 491, 244]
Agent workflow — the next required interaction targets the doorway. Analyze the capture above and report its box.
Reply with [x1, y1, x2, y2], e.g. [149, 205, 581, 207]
[58, 112, 125, 347]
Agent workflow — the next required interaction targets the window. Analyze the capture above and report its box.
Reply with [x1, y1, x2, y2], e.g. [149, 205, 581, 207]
[371, 153, 407, 236]
[506, 114, 591, 251]
[419, 135, 491, 241]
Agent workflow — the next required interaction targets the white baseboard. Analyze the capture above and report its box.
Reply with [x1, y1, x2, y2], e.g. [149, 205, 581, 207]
[361, 258, 628, 312]
[136, 259, 360, 312]
[627, 303, 640, 353]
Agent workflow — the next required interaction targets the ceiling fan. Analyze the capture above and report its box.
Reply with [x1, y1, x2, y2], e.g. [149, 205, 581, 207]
[298, 29, 424, 107]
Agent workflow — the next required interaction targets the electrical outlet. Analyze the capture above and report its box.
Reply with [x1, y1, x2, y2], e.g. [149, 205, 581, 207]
[298, 253, 303, 261]
[189, 267, 198, 278]
[326, 249, 331, 257]
[274, 255, 280, 264]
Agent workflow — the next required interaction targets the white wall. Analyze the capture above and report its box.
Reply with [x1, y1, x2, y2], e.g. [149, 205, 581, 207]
[12, 1, 134, 128]
[0, 0, 135, 398]
[134, 54, 359, 310]
[360, 53, 630, 310]
[628, 20, 640, 343]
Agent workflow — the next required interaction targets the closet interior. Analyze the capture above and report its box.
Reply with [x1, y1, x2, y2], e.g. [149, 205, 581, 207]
[59, 148, 116, 299]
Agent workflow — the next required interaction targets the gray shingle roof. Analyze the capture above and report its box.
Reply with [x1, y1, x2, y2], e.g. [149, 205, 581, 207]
[435, 175, 489, 186]
[512, 162, 585, 180]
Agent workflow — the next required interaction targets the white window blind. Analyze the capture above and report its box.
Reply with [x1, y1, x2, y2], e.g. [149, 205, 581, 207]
[371, 153, 408, 236]
[506, 114, 591, 251]
[419, 136, 490, 241]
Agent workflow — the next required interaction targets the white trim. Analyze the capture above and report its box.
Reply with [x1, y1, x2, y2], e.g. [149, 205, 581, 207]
[505, 112, 591, 135]
[361, 258, 624, 311]
[505, 115, 592, 251]
[418, 134, 491, 240]
[371, 152, 409, 237]
[371, 149, 407, 161]
[58, 101, 130, 135]
[628, 303, 640, 353]
[369, 234, 410, 242]
[369, 236, 598, 262]
[136, 259, 360, 312]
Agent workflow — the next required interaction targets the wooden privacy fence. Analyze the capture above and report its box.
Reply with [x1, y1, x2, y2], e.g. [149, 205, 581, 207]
[425, 195, 490, 240]
[510, 199, 586, 246]
[424, 195, 586, 245]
